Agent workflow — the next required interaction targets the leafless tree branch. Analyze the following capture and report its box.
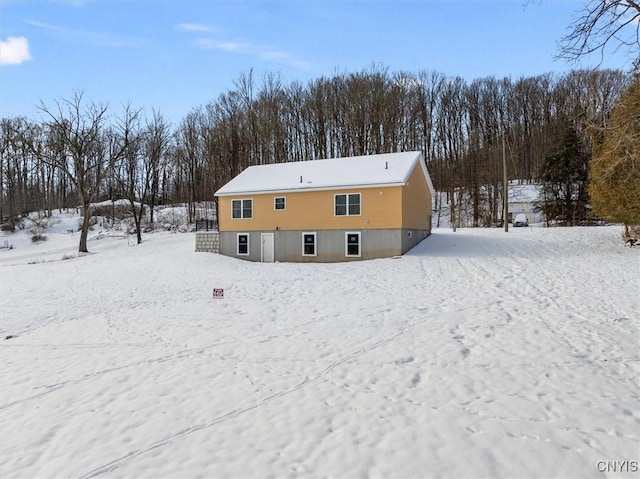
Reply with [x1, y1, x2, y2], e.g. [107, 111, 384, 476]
[557, 1, 640, 68]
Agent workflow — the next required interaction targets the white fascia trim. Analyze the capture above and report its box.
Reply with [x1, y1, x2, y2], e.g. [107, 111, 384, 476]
[216, 182, 405, 197]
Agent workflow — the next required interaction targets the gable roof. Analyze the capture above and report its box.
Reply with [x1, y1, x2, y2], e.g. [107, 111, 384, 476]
[215, 151, 435, 196]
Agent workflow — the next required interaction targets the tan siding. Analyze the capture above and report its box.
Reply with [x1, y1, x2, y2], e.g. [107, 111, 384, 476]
[402, 164, 432, 230]
[219, 187, 404, 232]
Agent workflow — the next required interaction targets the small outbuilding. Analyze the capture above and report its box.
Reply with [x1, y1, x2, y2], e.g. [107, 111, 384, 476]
[508, 183, 543, 225]
[214, 151, 435, 262]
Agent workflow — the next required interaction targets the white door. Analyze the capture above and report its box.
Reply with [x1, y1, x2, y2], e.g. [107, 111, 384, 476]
[261, 233, 274, 262]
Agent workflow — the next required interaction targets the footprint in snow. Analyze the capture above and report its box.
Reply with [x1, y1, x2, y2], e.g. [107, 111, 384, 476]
[394, 356, 414, 365]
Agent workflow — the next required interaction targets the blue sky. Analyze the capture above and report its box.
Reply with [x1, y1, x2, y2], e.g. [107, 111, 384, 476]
[0, 0, 633, 124]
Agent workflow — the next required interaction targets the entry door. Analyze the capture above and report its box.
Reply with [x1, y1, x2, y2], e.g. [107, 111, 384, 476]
[261, 233, 274, 262]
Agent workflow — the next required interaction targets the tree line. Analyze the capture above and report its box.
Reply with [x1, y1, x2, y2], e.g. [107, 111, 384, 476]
[0, 67, 631, 249]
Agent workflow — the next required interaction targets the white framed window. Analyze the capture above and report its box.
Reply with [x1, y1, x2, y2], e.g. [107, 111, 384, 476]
[334, 193, 361, 216]
[302, 232, 317, 256]
[231, 199, 253, 219]
[274, 197, 286, 211]
[345, 231, 361, 257]
[237, 233, 250, 256]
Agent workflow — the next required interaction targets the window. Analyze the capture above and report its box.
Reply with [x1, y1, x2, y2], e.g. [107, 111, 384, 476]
[237, 233, 250, 255]
[302, 232, 317, 256]
[274, 197, 286, 210]
[232, 199, 252, 219]
[334, 193, 361, 216]
[345, 232, 361, 257]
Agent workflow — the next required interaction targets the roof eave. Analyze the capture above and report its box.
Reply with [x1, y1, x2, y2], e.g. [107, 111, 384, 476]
[215, 181, 407, 197]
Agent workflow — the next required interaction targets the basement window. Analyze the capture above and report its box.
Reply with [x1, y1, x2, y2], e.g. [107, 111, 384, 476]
[345, 231, 361, 257]
[237, 233, 250, 256]
[302, 232, 317, 256]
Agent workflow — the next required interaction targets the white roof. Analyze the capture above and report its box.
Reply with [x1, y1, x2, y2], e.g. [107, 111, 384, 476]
[508, 183, 542, 204]
[215, 151, 435, 196]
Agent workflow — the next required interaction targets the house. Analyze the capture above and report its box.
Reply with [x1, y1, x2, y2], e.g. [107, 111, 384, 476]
[508, 183, 543, 224]
[213, 151, 435, 262]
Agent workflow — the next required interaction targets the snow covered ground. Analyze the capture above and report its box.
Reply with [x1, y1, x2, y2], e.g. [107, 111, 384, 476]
[1, 215, 638, 478]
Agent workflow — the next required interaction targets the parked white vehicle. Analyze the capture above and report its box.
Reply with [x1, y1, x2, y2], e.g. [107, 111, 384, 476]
[513, 213, 529, 227]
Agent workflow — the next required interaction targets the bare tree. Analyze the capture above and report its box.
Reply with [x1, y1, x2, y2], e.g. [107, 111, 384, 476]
[37, 92, 134, 253]
[174, 109, 206, 223]
[1, 118, 27, 219]
[112, 104, 146, 243]
[144, 110, 172, 226]
[557, 0, 640, 68]
[0, 117, 43, 218]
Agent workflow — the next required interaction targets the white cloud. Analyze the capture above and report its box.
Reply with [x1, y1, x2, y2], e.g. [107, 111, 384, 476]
[196, 39, 245, 51]
[195, 37, 312, 70]
[25, 19, 146, 48]
[0, 36, 32, 65]
[175, 23, 215, 33]
[25, 20, 63, 32]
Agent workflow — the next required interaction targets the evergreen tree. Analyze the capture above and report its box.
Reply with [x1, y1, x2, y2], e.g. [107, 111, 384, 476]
[538, 120, 591, 225]
[589, 75, 640, 235]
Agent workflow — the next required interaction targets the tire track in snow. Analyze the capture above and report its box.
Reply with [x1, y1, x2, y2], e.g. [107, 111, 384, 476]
[105, 311, 265, 386]
[0, 350, 189, 410]
[77, 329, 410, 478]
[3, 312, 229, 411]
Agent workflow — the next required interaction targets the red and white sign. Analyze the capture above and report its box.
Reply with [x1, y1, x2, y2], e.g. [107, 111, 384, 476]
[212, 288, 224, 299]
